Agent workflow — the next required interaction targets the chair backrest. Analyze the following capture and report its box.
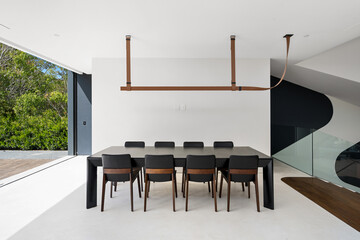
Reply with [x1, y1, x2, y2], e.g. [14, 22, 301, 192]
[145, 155, 174, 169]
[102, 154, 132, 169]
[155, 141, 175, 148]
[229, 155, 258, 169]
[183, 141, 204, 148]
[228, 155, 258, 183]
[102, 154, 132, 182]
[145, 155, 174, 182]
[186, 155, 216, 169]
[186, 155, 216, 182]
[125, 141, 145, 148]
[213, 141, 234, 148]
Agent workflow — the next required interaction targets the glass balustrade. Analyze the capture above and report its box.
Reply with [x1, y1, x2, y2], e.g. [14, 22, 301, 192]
[273, 129, 360, 193]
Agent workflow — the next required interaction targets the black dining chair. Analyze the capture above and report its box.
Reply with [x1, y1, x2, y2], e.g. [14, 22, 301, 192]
[182, 142, 207, 197]
[144, 155, 177, 212]
[124, 141, 145, 192]
[213, 141, 234, 148]
[219, 155, 260, 212]
[101, 154, 141, 212]
[155, 141, 175, 148]
[213, 141, 239, 191]
[152, 141, 176, 194]
[125, 141, 145, 148]
[183, 141, 204, 148]
[185, 155, 217, 211]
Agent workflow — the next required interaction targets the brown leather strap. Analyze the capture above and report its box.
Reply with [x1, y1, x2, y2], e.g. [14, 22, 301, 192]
[126, 35, 131, 91]
[241, 34, 293, 91]
[231, 35, 236, 90]
[120, 34, 292, 92]
[120, 86, 241, 91]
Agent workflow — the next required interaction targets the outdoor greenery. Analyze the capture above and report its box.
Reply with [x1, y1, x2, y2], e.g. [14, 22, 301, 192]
[0, 43, 68, 150]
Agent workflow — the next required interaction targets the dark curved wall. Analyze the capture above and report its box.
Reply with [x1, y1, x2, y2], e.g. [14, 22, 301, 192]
[271, 76, 333, 155]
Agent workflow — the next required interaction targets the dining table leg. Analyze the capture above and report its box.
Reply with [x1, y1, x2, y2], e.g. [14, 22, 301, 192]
[263, 159, 274, 210]
[87, 158, 98, 209]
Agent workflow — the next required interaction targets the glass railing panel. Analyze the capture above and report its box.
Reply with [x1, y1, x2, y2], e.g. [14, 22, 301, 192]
[273, 133, 313, 175]
[313, 131, 360, 193]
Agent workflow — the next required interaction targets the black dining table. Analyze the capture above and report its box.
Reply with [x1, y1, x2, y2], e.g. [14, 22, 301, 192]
[86, 146, 274, 210]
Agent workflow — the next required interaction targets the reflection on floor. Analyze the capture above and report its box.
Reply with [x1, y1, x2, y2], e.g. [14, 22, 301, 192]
[0, 157, 359, 240]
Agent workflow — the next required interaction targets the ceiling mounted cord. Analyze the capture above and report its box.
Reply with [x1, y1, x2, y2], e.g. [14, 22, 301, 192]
[120, 34, 293, 91]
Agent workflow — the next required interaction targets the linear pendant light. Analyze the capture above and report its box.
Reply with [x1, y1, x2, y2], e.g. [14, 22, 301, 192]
[120, 34, 293, 91]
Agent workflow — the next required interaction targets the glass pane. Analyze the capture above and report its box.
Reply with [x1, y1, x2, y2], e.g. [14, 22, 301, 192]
[273, 133, 313, 175]
[313, 131, 360, 193]
[335, 142, 360, 189]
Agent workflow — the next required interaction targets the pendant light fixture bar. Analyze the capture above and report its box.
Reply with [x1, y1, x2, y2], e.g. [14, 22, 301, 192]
[230, 35, 236, 90]
[120, 34, 293, 91]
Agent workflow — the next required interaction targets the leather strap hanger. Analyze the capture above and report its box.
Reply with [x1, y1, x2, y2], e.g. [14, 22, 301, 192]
[120, 34, 293, 91]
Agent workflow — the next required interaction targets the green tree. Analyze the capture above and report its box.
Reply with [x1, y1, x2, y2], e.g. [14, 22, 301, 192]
[0, 43, 68, 150]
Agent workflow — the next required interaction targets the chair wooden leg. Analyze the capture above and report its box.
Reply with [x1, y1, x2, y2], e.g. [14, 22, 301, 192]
[172, 172, 176, 212]
[248, 182, 251, 198]
[144, 174, 148, 212]
[101, 175, 106, 212]
[137, 174, 141, 198]
[140, 168, 144, 192]
[216, 170, 218, 192]
[242, 182, 245, 192]
[213, 173, 217, 212]
[174, 172, 178, 198]
[185, 174, 189, 211]
[114, 182, 117, 192]
[130, 174, 134, 211]
[208, 181, 211, 192]
[110, 182, 113, 198]
[255, 175, 260, 212]
[219, 174, 223, 198]
[211, 181, 214, 198]
[182, 170, 185, 198]
[181, 167, 185, 192]
[147, 180, 150, 198]
[227, 176, 231, 212]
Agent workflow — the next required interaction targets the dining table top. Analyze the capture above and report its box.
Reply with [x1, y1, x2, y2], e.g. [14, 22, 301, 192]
[88, 146, 271, 160]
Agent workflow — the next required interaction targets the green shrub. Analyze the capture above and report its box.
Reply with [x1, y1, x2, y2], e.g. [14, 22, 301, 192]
[0, 110, 67, 150]
[0, 43, 68, 150]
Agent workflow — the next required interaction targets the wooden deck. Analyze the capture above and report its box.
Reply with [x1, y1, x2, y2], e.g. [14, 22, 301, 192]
[282, 177, 360, 232]
[0, 159, 54, 180]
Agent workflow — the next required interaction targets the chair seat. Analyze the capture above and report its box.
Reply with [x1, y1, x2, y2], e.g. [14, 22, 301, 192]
[220, 169, 255, 183]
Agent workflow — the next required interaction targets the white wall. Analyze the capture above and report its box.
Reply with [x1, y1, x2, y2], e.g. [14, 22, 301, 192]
[92, 58, 270, 155]
[320, 96, 360, 143]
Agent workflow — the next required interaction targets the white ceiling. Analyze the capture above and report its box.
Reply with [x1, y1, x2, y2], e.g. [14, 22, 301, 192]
[1, 0, 360, 74]
[297, 37, 360, 83]
[272, 60, 360, 107]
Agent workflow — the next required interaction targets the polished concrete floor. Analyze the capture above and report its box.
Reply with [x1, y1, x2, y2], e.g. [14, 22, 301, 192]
[0, 157, 358, 240]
